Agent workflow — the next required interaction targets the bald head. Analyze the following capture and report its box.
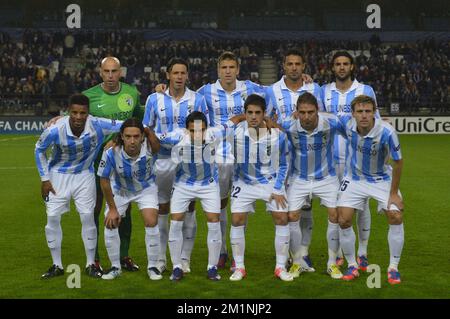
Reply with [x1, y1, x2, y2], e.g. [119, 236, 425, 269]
[100, 57, 121, 92]
[101, 57, 121, 68]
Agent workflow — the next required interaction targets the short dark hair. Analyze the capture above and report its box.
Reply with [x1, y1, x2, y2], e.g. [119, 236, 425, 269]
[167, 57, 189, 73]
[331, 50, 354, 65]
[218, 51, 239, 67]
[186, 111, 208, 128]
[351, 95, 377, 112]
[68, 94, 89, 108]
[244, 94, 266, 113]
[283, 48, 305, 64]
[297, 92, 318, 110]
[117, 118, 144, 146]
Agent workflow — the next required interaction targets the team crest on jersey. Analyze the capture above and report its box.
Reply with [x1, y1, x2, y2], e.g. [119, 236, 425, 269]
[322, 134, 328, 145]
[187, 104, 194, 113]
[146, 158, 152, 171]
[241, 93, 247, 102]
[90, 136, 97, 148]
[118, 94, 134, 112]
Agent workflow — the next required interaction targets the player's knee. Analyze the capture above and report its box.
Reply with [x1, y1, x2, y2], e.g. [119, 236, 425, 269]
[144, 219, 158, 228]
[288, 211, 300, 222]
[274, 214, 288, 226]
[387, 212, 403, 225]
[328, 208, 339, 223]
[171, 213, 184, 222]
[338, 216, 352, 229]
[231, 215, 246, 226]
[207, 214, 220, 223]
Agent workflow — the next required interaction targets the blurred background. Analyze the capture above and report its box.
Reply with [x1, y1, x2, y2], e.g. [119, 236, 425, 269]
[0, 0, 448, 116]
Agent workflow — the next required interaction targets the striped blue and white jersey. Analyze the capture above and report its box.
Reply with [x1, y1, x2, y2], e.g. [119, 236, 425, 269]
[35, 115, 122, 181]
[320, 79, 378, 121]
[343, 118, 402, 183]
[158, 123, 234, 186]
[97, 140, 156, 193]
[233, 122, 289, 194]
[198, 80, 265, 126]
[142, 88, 209, 157]
[320, 80, 379, 164]
[265, 77, 323, 122]
[281, 113, 346, 180]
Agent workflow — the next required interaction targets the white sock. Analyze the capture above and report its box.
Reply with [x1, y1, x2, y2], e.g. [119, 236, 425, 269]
[104, 228, 121, 269]
[339, 226, 357, 267]
[336, 246, 344, 258]
[207, 222, 222, 269]
[220, 207, 228, 254]
[275, 225, 290, 269]
[327, 221, 340, 267]
[388, 223, 404, 270]
[300, 208, 313, 255]
[45, 215, 63, 268]
[168, 220, 183, 269]
[356, 202, 371, 256]
[145, 226, 160, 269]
[288, 221, 302, 264]
[181, 210, 197, 263]
[230, 225, 245, 269]
[80, 213, 97, 267]
[157, 214, 169, 264]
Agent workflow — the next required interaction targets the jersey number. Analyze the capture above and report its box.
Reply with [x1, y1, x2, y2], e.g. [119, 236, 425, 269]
[231, 186, 241, 198]
[340, 180, 350, 191]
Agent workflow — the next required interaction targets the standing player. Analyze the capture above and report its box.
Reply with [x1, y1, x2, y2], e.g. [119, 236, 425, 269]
[279, 92, 345, 279]
[97, 118, 162, 280]
[265, 49, 323, 272]
[197, 51, 266, 268]
[35, 94, 122, 278]
[83, 56, 143, 272]
[143, 58, 209, 274]
[337, 95, 404, 284]
[159, 111, 238, 281]
[228, 94, 292, 282]
[321, 51, 378, 270]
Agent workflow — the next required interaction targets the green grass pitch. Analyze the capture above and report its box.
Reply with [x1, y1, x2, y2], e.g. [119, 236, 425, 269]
[0, 134, 449, 299]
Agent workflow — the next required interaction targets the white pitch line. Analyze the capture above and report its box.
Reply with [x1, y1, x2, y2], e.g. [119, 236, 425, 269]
[0, 166, 35, 170]
[0, 136, 37, 142]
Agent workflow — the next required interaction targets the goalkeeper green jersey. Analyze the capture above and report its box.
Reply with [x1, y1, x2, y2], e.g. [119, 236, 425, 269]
[82, 82, 144, 121]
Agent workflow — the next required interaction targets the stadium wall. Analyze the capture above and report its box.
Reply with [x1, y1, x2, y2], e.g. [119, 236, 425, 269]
[1, 116, 450, 135]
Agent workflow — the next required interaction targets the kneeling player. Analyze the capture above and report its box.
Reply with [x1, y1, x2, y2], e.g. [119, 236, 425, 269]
[337, 95, 404, 284]
[281, 92, 345, 279]
[160, 111, 237, 281]
[98, 118, 162, 280]
[228, 94, 292, 282]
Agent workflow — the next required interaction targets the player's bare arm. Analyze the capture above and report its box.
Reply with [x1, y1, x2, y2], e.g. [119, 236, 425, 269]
[100, 177, 121, 229]
[389, 158, 404, 211]
[41, 180, 56, 201]
[144, 127, 160, 154]
[229, 114, 246, 125]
